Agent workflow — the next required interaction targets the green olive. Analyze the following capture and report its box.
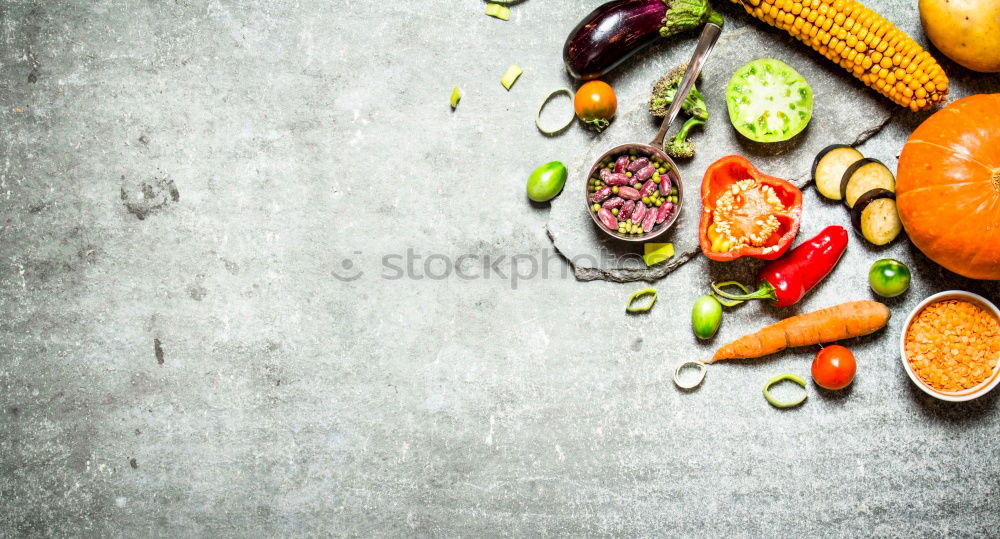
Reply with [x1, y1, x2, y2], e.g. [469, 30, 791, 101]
[526, 161, 568, 202]
[868, 258, 911, 298]
[692, 295, 723, 340]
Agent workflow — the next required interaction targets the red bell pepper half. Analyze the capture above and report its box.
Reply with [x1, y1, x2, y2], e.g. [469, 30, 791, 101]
[699, 156, 803, 262]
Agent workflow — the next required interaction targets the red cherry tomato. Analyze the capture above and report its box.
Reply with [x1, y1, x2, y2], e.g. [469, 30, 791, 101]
[811, 345, 856, 390]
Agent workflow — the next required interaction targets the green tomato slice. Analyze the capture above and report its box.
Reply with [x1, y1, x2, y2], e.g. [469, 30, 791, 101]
[726, 59, 813, 143]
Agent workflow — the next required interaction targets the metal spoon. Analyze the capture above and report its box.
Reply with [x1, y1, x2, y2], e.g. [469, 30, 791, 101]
[651, 22, 723, 149]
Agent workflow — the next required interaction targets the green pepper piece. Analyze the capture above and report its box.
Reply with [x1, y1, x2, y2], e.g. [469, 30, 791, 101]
[763, 374, 808, 408]
[625, 288, 657, 313]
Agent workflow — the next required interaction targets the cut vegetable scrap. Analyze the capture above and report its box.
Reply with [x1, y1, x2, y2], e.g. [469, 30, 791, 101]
[763, 374, 807, 408]
[450, 87, 462, 109]
[643, 243, 674, 266]
[626, 288, 657, 313]
[535, 88, 574, 135]
[485, 3, 510, 20]
[501, 64, 522, 90]
[673, 361, 707, 389]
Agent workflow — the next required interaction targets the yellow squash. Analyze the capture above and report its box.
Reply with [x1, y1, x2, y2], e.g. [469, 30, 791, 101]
[919, 0, 1000, 73]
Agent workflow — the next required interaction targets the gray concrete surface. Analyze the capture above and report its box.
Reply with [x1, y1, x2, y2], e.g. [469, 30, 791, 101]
[2, 0, 1000, 536]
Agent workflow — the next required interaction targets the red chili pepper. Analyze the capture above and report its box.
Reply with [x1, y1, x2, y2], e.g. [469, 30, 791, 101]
[699, 156, 803, 262]
[712, 225, 849, 308]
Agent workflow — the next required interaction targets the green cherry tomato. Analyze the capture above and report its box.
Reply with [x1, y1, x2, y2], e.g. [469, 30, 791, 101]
[526, 161, 568, 202]
[692, 295, 723, 340]
[868, 258, 911, 297]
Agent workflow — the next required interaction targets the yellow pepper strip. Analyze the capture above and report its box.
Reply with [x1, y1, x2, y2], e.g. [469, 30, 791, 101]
[485, 3, 510, 20]
[643, 243, 674, 266]
[450, 87, 461, 109]
[501, 65, 522, 90]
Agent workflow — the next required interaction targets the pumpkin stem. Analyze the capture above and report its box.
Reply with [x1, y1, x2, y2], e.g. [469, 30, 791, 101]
[993, 169, 1000, 192]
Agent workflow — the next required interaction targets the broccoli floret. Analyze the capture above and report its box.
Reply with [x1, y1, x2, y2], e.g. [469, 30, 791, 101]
[665, 117, 705, 159]
[660, 0, 724, 39]
[649, 63, 709, 120]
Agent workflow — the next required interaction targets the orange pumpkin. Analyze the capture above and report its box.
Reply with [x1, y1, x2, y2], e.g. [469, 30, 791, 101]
[896, 94, 1000, 280]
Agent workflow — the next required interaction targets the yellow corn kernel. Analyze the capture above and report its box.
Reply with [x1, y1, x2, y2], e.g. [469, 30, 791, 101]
[729, 0, 948, 110]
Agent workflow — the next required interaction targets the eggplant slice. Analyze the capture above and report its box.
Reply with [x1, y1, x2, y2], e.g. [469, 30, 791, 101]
[841, 158, 896, 207]
[851, 188, 902, 245]
[812, 145, 864, 200]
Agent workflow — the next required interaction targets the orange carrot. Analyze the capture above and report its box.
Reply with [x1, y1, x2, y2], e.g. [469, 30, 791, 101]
[712, 301, 890, 362]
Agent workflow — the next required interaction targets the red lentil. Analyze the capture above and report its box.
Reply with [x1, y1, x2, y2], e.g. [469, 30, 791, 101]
[904, 299, 1000, 392]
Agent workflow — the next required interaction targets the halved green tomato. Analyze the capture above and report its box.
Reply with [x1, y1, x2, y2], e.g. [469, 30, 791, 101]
[726, 59, 813, 143]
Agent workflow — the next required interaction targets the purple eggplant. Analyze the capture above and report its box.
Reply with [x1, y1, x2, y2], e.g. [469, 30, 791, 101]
[563, 0, 723, 80]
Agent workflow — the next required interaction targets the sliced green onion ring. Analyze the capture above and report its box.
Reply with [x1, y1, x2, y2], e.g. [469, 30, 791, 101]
[625, 288, 657, 313]
[673, 361, 707, 389]
[711, 281, 750, 307]
[763, 373, 808, 408]
[535, 88, 574, 136]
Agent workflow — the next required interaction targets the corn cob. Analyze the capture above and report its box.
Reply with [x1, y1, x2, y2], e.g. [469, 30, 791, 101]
[732, 0, 948, 111]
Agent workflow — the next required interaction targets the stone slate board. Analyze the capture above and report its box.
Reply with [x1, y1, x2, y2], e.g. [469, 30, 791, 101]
[547, 25, 894, 283]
